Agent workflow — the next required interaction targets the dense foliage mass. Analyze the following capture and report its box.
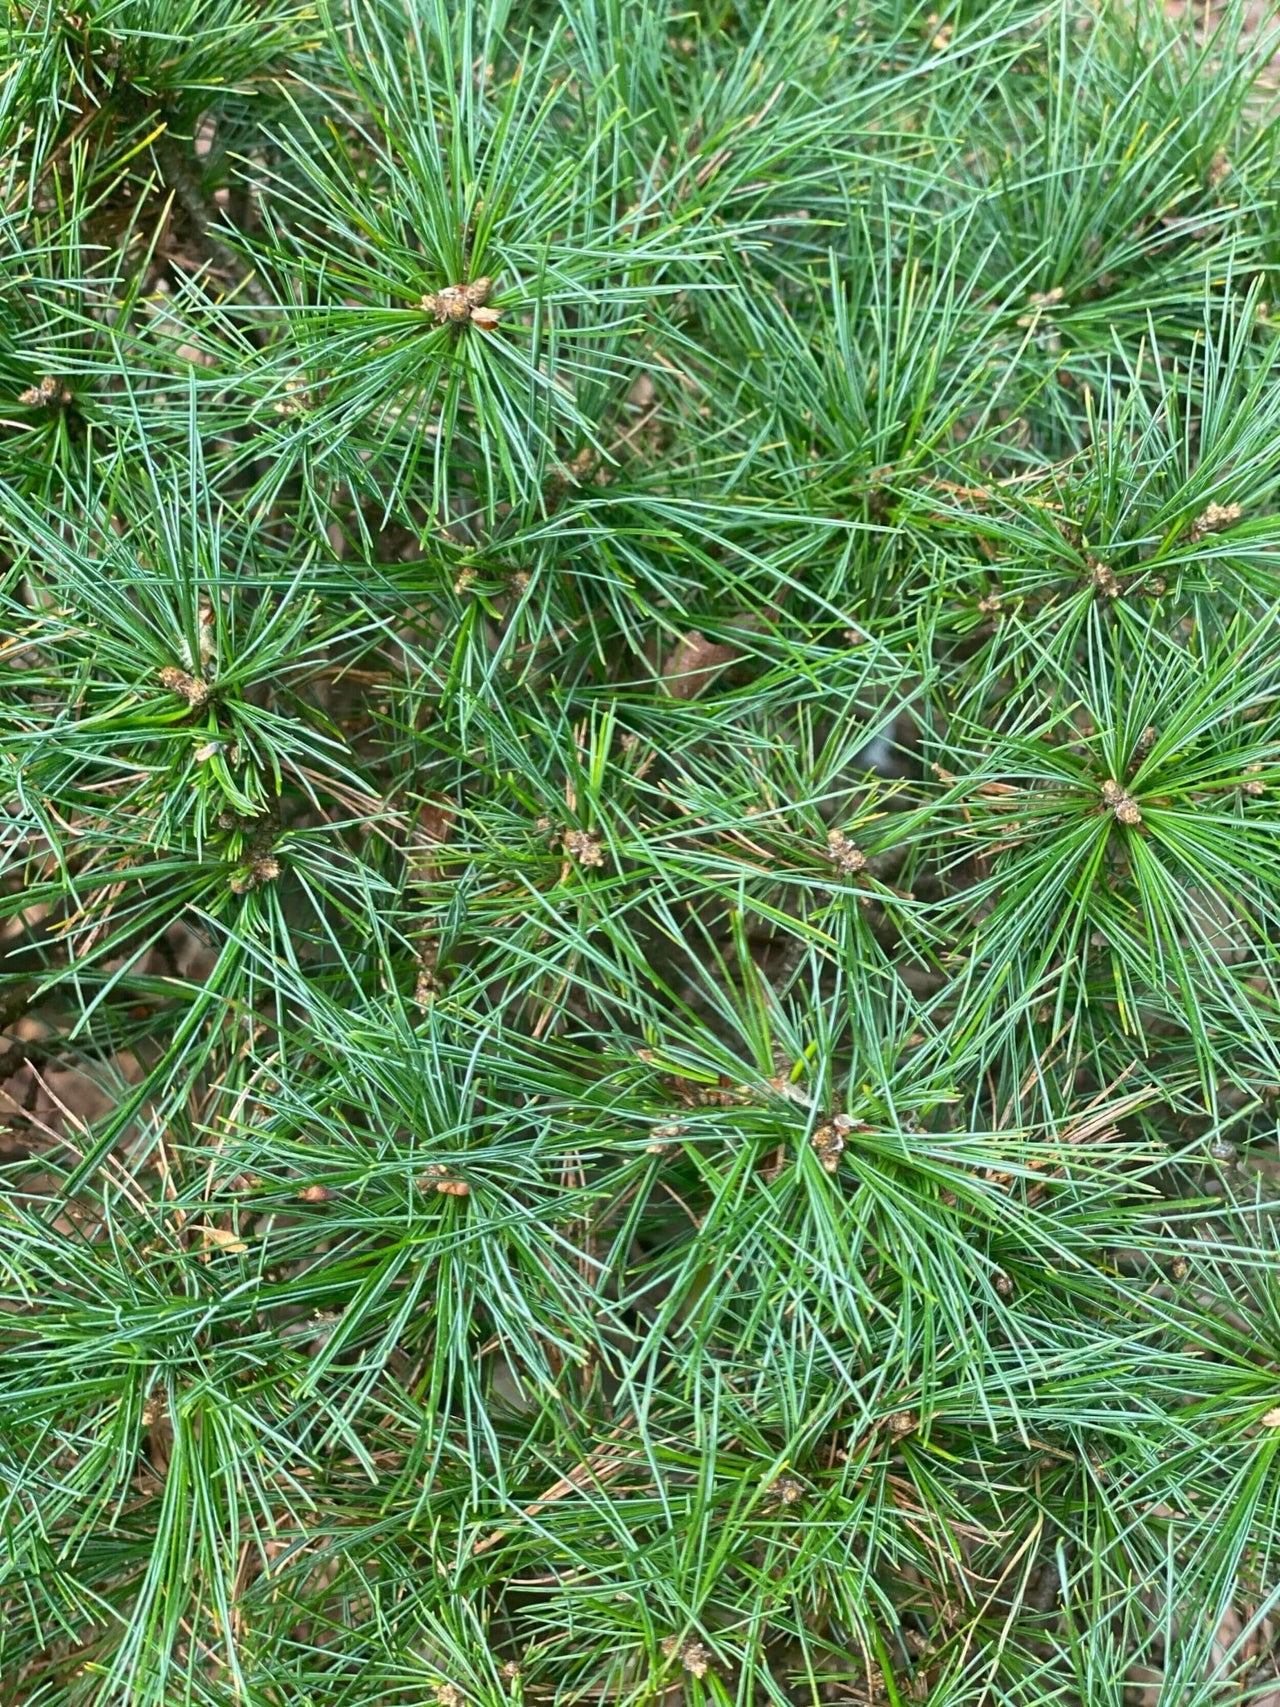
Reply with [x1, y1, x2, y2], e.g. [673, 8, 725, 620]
[4, 0, 1280, 1701]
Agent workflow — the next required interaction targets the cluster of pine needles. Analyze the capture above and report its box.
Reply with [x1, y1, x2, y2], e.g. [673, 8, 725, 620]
[6, 0, 1280, 1700]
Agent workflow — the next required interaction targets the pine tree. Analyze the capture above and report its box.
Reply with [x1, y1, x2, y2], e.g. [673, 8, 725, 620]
[4, 1, 1280, 1702]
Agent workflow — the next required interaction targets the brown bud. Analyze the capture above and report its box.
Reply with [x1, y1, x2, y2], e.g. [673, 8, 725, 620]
[469, 305, 502, 330]
[1100, 778, 1141, 825]
[826, 828, 866, 875]
[1188, 501, 1242, 543]
[158, 666, 210, 708]
[662, 1637, 710, 1678]
[419, 1164, 470, 1197]
[768, 1473, 805, 1506]
[810, 1118, 849, 1174]
[229, 853, 281, 894]
[422, 286, 471, 323]
[563, 828, 605, 867]
[1089, 558, 1121, 599]
[681, 1642, 710, 1678]
[19, 375, 69, 407]
[810, 1126, 844, 1173]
